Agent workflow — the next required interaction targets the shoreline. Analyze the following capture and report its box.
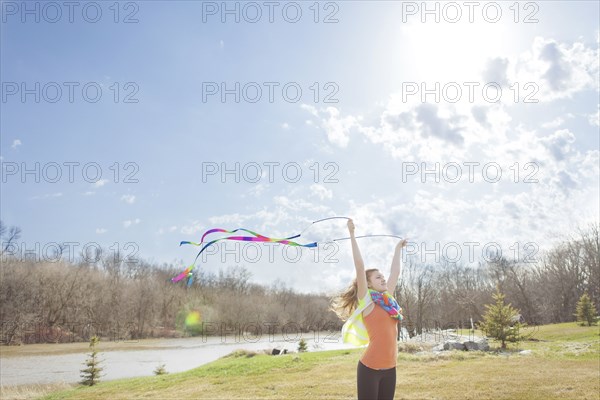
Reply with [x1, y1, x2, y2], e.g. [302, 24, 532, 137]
[0, 330, 342, 358]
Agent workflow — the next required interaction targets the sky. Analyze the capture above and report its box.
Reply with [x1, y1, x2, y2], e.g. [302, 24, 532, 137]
[1, 1, 599, 294]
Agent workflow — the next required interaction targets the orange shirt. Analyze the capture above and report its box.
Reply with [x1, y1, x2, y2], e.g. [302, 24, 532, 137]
[359, 304, 398, 369]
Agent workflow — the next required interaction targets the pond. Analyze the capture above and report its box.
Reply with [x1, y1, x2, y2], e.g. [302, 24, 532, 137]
[1, 331, 355, 386]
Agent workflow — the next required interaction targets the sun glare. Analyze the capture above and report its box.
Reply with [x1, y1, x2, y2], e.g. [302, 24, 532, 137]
[398, 20, 515, 82]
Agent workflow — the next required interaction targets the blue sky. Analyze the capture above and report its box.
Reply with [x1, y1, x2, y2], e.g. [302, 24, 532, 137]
[2, 1, 599, 293]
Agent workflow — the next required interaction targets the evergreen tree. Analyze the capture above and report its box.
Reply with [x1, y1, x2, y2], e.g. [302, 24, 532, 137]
[478, 288, 523, 349]
[297, 338, 308, 353]
[575, 292, 597, 326]
[153, 363, 168, 375]
[80, 336, 103, 386]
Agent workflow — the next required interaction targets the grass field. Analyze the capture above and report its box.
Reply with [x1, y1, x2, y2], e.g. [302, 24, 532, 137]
[3, 322, 599, 400]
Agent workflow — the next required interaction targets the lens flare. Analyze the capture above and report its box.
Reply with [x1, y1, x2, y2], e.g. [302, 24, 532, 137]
[185, 311, 202, 328]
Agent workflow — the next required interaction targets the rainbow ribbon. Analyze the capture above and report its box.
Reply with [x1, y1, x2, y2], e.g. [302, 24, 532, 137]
[171, 228, 317, 286]
[171, 218, 405, 286]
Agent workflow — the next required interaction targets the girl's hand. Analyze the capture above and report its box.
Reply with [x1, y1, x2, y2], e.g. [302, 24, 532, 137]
[396, 239, 408, 250]
[347, 219, 355, 235]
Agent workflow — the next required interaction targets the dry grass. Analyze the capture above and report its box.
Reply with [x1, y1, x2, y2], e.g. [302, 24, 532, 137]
[0, 383, 74, 400]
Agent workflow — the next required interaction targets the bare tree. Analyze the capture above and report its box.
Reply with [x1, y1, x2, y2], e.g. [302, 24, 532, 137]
[1, 220, 22, 253]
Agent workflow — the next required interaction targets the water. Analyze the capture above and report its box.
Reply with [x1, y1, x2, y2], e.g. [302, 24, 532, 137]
[0, 332, 355, 386]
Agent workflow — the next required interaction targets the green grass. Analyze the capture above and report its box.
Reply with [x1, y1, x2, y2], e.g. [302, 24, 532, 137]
[25, 323, 600, 400]
[484, 322, 600, 361]
[531, 321, 600, 341]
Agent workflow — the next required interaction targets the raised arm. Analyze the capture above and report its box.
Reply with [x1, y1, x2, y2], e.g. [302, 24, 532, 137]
[348, 219, 368, 300]
[387, 239, 407, 294]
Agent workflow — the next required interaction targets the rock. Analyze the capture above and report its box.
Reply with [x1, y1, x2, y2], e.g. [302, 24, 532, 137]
[475, 338, 490, 351]
[463, 339, 489, 351]
[519, 350, 532, 355]
[443, 341, 466, 351]
[432, 344, 445, 352]
[463, 341, 479, 351]
[432, 337, 490, 352]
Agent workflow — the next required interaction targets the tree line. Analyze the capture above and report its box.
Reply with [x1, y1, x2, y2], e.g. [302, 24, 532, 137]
[0, 221, 597, 344]
[396, 223, 599, 335]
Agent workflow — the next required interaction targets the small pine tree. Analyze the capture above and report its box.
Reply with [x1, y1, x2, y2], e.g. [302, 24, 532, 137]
[297, 338, 308, 353]
[80, 336, 103, 386]
[478, 288, 523, 349]
[575, 292, 597, 326]
[153, 363, 168, 375]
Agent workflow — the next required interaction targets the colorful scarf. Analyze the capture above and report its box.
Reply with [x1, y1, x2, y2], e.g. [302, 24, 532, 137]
[369, 289, 403, 320]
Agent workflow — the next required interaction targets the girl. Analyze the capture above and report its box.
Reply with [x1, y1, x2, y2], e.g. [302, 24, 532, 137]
[332, 219, 406, 400]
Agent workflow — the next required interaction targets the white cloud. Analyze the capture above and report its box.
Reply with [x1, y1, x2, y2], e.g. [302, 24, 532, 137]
[302, 92, 516, 162]
[243, 183, 267, 198]
[273, 195, 331, 213]
[157, 226, 177, 235]
[539, 129, 576, 162]
[414, 103, 465, 145]
[490, 125, 596, 198]
[298, 35, 597, 175]
[482, 57, 510, 87]
[511, 36, 599, 101]
[302, 105, 360, 148]
[300, 104, 318, 117]
[309, 184, 333, 200]
[541, 117, 565, 129]
[301, 105, 357, 148]
[282, 122, 290, 130]
[121, 194, 136, 204]
[11, 139, 21, 149]
[321, 107, 356, 148]
[123, 218, 141, 228]
[93, 179, 108, 188]
[96, 228, 107, 234]
[208, 213, 245, 226]
[31, 192, 62, 200]
[82, 191, 95, 196]
[181, 221, 204, 235]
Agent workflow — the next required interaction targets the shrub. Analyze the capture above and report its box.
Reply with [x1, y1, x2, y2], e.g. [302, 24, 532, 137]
[154, 363, 168, 375]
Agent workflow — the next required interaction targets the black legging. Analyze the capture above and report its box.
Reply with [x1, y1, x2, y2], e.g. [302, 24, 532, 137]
[357, 360, 396, 400]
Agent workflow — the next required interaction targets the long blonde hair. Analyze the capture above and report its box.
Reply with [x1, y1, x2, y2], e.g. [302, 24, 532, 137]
[331, 268, 379, 320]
